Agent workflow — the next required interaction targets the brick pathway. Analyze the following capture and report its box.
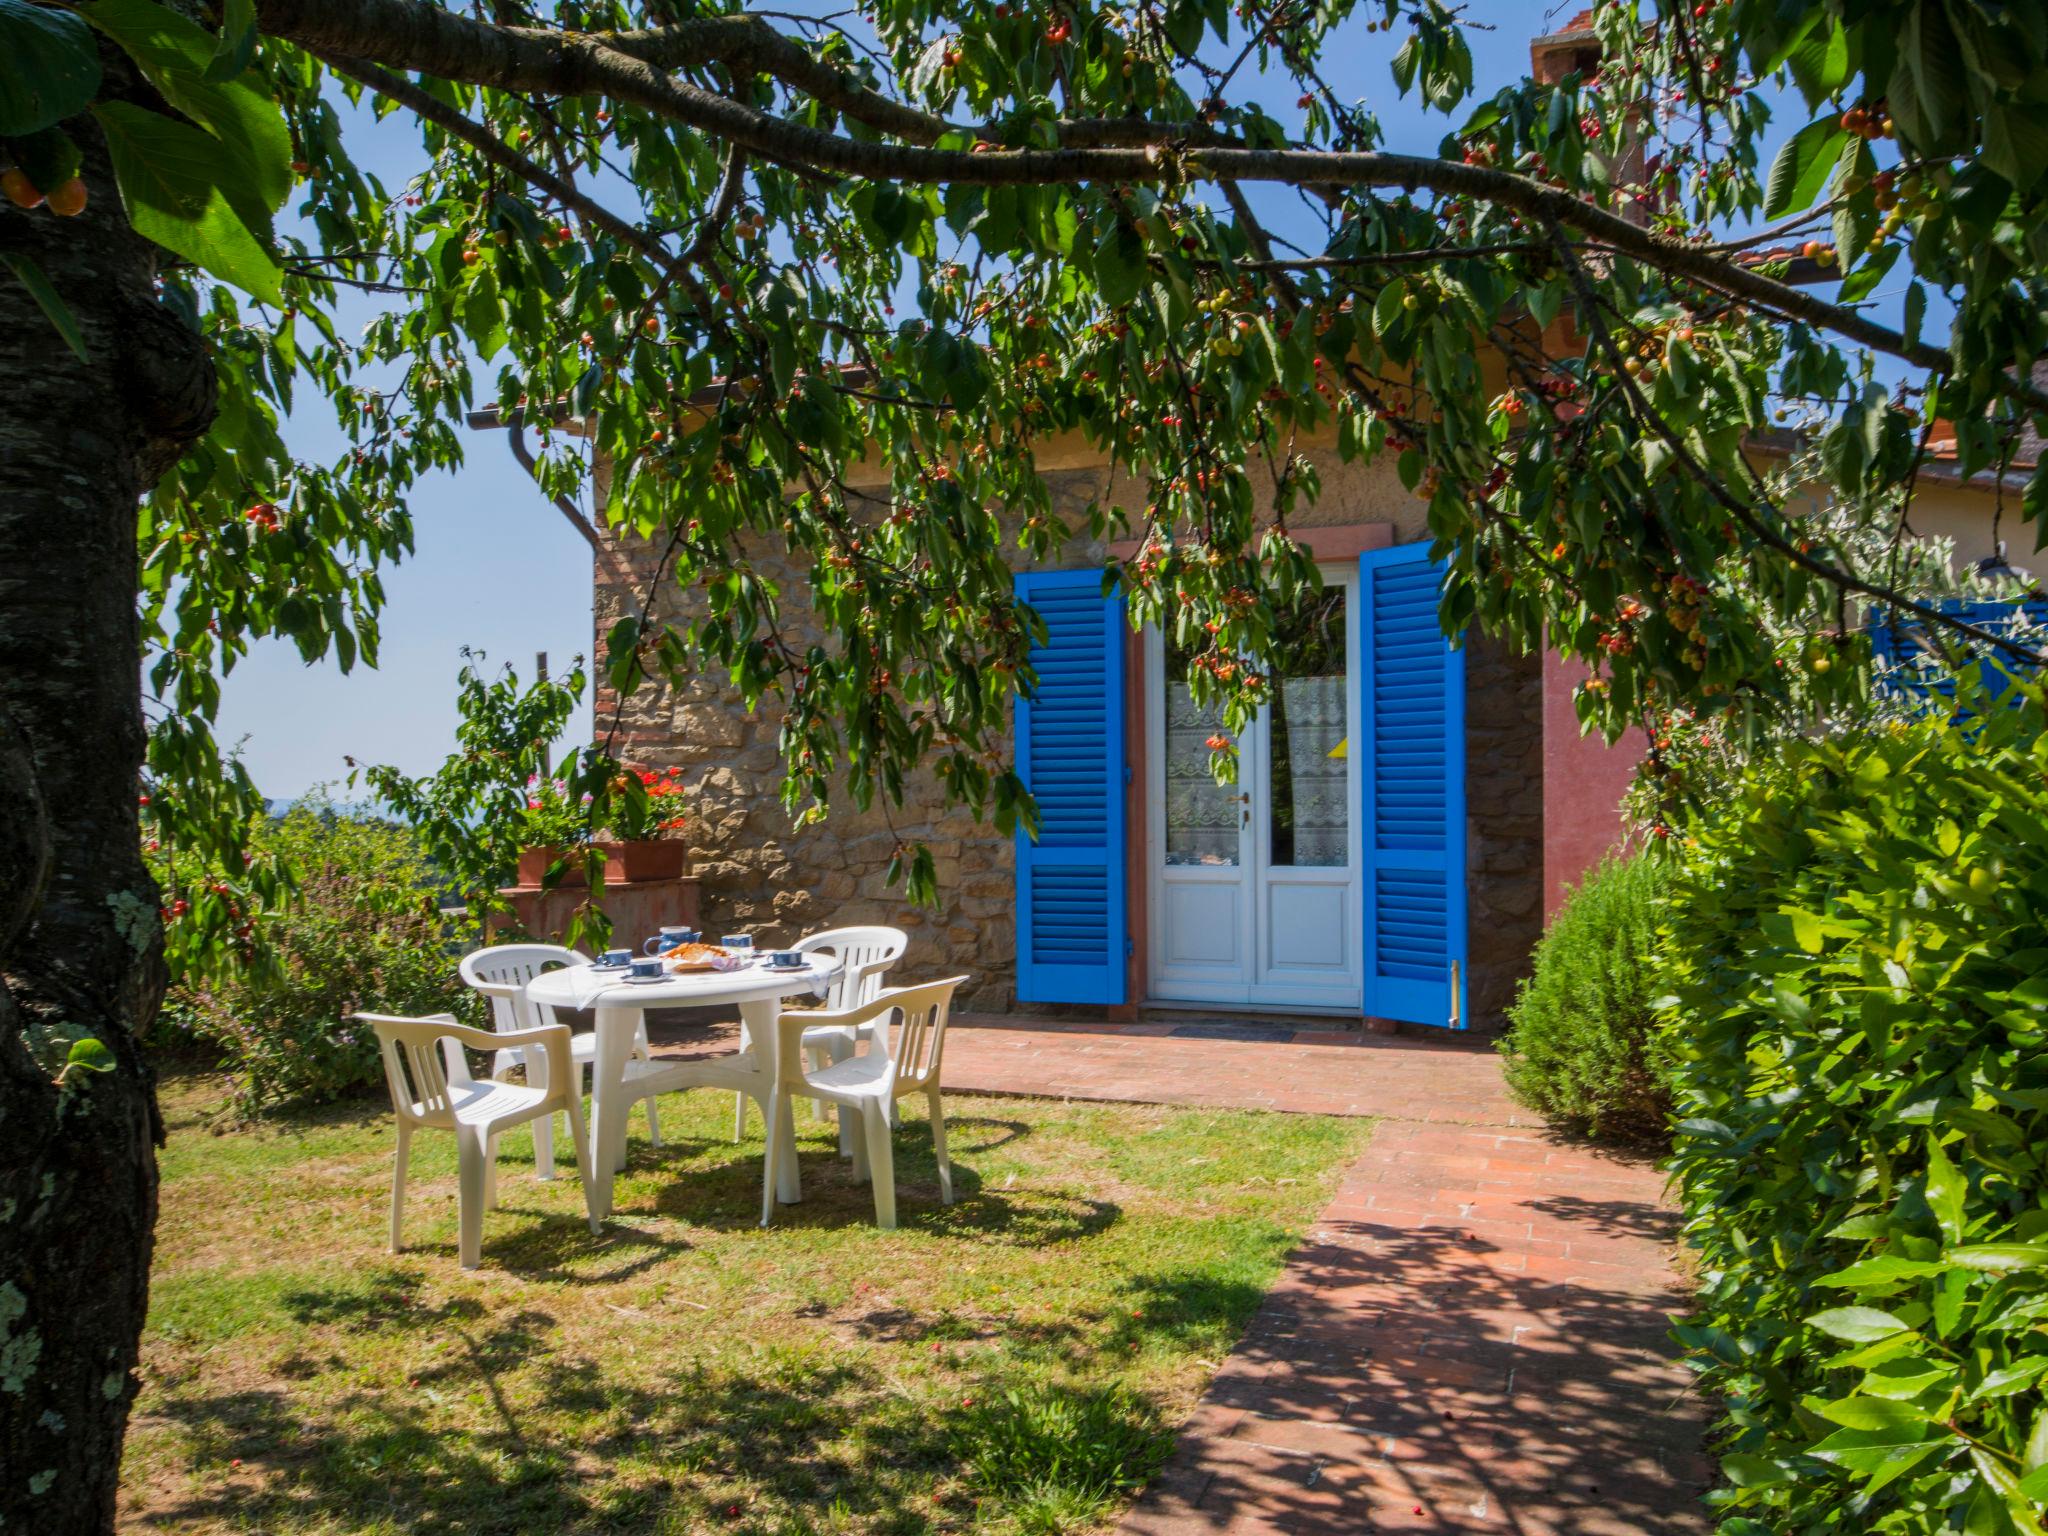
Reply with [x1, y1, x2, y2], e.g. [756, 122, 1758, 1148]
[941, 1015, 1530, 1126]
[941, 1018, 1713, 1534]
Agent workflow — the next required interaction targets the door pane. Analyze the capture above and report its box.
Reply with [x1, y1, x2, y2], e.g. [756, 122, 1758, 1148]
[1163, 635, 1240, 866]
[1268, 589, 1348, 868]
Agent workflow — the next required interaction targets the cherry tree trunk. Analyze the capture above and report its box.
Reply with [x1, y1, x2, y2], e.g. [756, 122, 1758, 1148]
[0, 83, 216, 1534]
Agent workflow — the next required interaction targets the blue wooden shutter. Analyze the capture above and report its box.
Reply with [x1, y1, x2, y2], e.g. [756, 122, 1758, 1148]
[1014, 570, 1127, 1005]
[1872, 597, 2047, 708]
[1359, 544, 1467, 1028]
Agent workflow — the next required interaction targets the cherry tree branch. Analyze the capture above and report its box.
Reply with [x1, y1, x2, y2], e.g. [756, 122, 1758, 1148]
[1546, 223, 2045, 667]
[251, 0, 2048, 420]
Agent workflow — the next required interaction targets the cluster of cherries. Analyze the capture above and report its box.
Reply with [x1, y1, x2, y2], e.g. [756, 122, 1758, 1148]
[2, 166, 87, 216]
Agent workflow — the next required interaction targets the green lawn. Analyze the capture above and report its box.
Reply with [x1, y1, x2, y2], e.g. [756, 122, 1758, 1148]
[122, 1074, 1371, 1535]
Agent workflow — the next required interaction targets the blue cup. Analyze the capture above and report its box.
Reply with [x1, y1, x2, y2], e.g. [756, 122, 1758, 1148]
[628, 956, 662, 979]
[599, 948, 631, 968]
[644, 926, 698, 955]
[769, 950, 804, 968]
[722, 933, 754, 951]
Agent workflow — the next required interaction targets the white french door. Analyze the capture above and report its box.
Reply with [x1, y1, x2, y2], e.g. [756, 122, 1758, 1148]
[1144, 566, 1364, 1010]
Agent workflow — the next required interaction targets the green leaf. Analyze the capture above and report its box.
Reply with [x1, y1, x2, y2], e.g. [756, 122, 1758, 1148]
[10, 125, 82, 194]
[1373, 279, 1408, 341]
[1926, 1135, 1968, 1244]
[84, 0, 292, 233]
[1837, 243, 1900, 306]
[1720, 1452, 1793, 1488]
[1949, 1244, 2048, 1273]
[203, 0, 257, 82]
[0, 250, 90, 362]
[1970, 1359, 2045, 1400]
[1816, 1395, 1932, 1430]
[1764, 118, 1848, 219]
[64, 1037, 115, 1074]
[91, 101, 284, 304]
[1391, 35, 1419, 95]
[1093, 222, 1146, 310]
[1866, 1356, 1956, 1399]
[1810, 1306, 1912, 1342]
[1822, 1254, 1948, 1288]
[1982, 101, 2048, 193]
[1788, 908, 1825, 953]
[1809, 1422, 1949, 1479]
[2027, 1405, 2048, 1473]
[0, 0, 101, 135]
[1895, 0, 1969, 149]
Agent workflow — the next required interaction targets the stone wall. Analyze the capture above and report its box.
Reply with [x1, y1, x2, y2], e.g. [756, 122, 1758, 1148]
[594, 469, 1113, 1012]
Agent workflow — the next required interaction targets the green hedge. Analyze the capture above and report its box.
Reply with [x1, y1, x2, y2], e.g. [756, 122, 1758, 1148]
[1663, 698, 2048, 1532]
[1500, 854, 1673, 1142]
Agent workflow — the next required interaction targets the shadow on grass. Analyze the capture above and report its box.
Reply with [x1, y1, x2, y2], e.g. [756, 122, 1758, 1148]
[144, 1349, 1182, 1536]
[1104, 1270, 1274, 1355]
[138, 1340, 994, 1534]
[625, 1112, 1120, 1250]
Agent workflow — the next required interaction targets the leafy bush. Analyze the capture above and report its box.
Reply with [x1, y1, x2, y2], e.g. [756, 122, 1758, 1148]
[160, 793, 473, 1110]
[1499, 854, 1672, 1141]
[1663, 693, 2048, 1532]
[951, 1382, 1171, 1534]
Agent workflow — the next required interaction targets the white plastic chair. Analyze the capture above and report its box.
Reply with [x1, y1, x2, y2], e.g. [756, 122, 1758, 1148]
[362, 1011, 600, 1269]
[459, 942, 660, 1176]
[732, 926, 908, 1143]
[762, 976, 969, 1229]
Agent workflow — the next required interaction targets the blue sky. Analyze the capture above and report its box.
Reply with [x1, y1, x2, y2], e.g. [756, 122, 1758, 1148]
[221, 2, 1879, 799]
[216, 89, 598, 799]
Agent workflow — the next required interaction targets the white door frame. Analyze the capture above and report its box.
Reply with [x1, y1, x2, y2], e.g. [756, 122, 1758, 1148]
[1143, 563, 1365, 1010]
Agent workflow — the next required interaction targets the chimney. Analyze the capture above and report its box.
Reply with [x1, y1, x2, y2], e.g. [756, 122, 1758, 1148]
[1531, 10, 1600, 85]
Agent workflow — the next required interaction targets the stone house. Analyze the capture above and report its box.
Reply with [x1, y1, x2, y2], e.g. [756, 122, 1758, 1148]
[471, 18, 2034, 1034]
[469, 412, 2029, 1035]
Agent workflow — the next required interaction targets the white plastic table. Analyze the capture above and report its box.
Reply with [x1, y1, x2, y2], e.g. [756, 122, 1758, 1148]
[524, 954, 842, 1221]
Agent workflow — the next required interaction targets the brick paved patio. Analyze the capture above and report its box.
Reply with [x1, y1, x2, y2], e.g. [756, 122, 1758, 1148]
[940, 1015, 1530, 1126]
[941, 1017, 1713, 1534]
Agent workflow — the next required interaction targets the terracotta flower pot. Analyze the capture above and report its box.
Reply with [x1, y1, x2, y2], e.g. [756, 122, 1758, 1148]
[597, 839, 688, 883]
[514, 846, 588, 887]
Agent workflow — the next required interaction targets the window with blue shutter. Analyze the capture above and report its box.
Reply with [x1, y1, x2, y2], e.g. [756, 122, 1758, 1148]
[1359, 543, 1467, 1028]
[1871, 597, 2046, 709]
[1013, 570, 1127, 1005]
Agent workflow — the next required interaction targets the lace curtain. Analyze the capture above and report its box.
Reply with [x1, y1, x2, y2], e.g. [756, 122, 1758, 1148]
[1277, 675, 1347, 867]
[1163, 688, 1239, 865]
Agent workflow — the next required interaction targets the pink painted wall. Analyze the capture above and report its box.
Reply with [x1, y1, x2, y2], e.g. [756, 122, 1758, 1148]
[1541, 651, 1646, 916]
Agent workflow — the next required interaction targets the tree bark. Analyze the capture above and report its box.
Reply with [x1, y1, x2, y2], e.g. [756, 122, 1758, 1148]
[0, 68, 216, 1534]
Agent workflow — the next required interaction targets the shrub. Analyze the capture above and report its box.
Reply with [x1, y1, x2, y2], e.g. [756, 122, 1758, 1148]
[161, 793, 474, 1110]
[1499, 853, 1672, 1141]
[1663, 693, 2048, 1531]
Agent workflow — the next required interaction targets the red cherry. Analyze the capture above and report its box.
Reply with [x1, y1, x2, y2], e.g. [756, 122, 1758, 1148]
[1, 167, 42, 209]
[45, 178, 87, 218]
